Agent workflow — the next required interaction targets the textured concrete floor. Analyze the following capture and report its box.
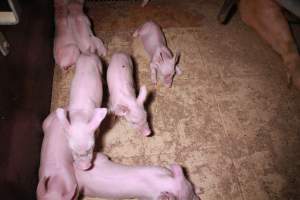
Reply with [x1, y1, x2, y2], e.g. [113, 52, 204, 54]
[51, 0, 300, 199]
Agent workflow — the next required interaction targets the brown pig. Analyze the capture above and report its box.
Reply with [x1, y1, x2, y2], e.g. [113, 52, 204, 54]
[239, 0, 300, 89]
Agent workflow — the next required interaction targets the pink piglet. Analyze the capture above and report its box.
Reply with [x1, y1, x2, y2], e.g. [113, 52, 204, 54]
[75, 153, 200, 200]
[56, 54, 107, 171]
[37, 111, 78, 200]
[53, 0, 80, 70]
[133, 21, 181, 87]
[107, 52, 151, 136]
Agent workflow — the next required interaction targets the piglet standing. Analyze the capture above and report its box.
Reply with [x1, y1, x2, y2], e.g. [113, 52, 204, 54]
[56, 54, 107, 170]
[67, 1, 107, 56]
[53, 0, 80, 70]
[133, 21, 181, 87]
[107, 53, 151, 136]
[75, 153, 200, 200]
[37, 111, 78, 200]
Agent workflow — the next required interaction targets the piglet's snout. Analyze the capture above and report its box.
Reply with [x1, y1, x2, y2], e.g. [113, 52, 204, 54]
[164, 77, 173, 88]
[139, 124, 151, 136]
[73, 152, 93, 170]
[75, 160, 92, 170]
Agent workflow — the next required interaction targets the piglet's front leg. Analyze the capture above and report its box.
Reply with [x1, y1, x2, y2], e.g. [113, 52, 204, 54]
[150, 63, 158, 84]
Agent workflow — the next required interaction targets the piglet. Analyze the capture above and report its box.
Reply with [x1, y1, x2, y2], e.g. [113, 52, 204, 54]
[75, 153, 200, 200]
[37, 111, 78, 200]
[56, 54, 107, 170]
[133, 21, 181, 87]
[107, 52, 151, 136]
[53, 0, 80, 70]
[67, 1, 107, 56]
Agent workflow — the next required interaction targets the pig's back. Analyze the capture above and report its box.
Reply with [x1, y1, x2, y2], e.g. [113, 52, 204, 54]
[76, 154, 162, 199]
[69, 55, 103, 109]
[107, 53, 135, 98]
[39, 113, 73, 178]
[139, 21, 167, 57]
[68, 13, 91, 52]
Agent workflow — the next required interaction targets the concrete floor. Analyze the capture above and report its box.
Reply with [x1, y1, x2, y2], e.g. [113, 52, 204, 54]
[51, 0, 300, 199]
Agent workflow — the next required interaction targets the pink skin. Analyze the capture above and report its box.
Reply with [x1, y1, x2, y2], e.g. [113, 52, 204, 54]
[56, 54, 107, 170]
[107, 53, 151, 136]
[239, 0, 300, 89]
[67, 1, 107, 56]
[53, 0, 80, 70]
[37, 111, 78, 200]
[75, 153, 200, 200]
[133, 21, 181, 87]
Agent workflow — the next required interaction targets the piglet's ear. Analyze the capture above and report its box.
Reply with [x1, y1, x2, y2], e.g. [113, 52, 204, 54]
[49, 175, 75, 199]
[153, 48, 164, 64]
[89, 108, 107, 131]
[158, 192, 176, 200]
[36, 176, 49, 197]
[56, 108, 71, 132]
[63, 184, 78, 200]
[114, 105, 129, 116]
[175, 66, 182, 75]
[49, 175, 63, 188]
[137, 85, 147, 105]
[160, 52, 164, 62]
[170, 164, 184, 179]
[173, 51, 180, 65]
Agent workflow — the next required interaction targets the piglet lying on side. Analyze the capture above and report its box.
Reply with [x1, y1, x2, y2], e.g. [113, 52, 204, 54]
[75, 153, 200, 200]
[37, 111, 78, 200]
[53, 0, 80, 70]
[133, 21, 181, 87]
[67, 1, 107, 56]
[56, 54, 107, 170]
[107, 53, 151, 136]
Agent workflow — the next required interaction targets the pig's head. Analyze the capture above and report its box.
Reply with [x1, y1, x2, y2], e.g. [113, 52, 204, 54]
[36, 176, 77, 200]
[152, 47, 181, 87]
[114, 85, 151, 136]
[56, 108, 107, 170]
[168, 164, 200, 200]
